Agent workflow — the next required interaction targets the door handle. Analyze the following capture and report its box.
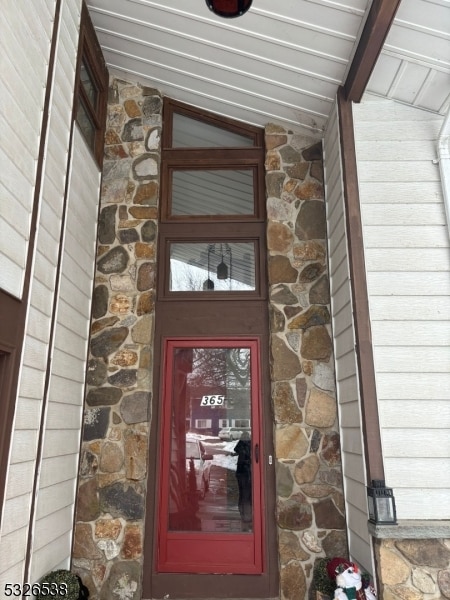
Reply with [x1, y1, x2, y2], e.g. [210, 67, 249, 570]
[254, 444, 259, 464]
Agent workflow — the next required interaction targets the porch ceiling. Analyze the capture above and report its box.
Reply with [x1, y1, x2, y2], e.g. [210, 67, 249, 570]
[87, 0, 450, 136]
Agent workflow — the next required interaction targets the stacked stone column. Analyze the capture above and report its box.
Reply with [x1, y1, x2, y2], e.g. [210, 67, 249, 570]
[265, 125, 346, 600]
[72, 79, 161, 600]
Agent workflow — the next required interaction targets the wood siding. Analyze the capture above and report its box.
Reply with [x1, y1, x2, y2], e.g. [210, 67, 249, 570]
[353, 94, 450, 520]
[30, 126, 100, 580]
[0, 0, 102, 586]
[0, 1, 55, 298]
[323, 101, 373, 573]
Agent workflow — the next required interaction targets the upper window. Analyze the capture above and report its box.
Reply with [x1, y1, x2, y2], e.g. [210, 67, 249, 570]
[172, 113, 255, 148]
[170, 168, 255, 217]
[75, 4, 108, 166]
[161, 100, 264, 223]
[159, 99, 266, 299]
[163, 98, 262, 149]
[169, 241, 257, 292]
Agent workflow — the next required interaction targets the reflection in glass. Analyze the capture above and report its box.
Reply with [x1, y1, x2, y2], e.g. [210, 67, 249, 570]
[234, 431, 252, 524]
[80, 60, 97, 107]
[173, 113, 255, 148]
[168, 347, 253, 533]
[170, 242, 256, 292]
[76, 99, 95, 150]
[171, 170, 254, 216]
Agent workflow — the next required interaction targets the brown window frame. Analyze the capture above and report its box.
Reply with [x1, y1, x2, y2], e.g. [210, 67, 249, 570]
[158, 99, 267, 301]
[74, 2, 108, 167]
[163, 98, 264, 149]
[161, 161, 265, 222]
[158, 224, 266, 301]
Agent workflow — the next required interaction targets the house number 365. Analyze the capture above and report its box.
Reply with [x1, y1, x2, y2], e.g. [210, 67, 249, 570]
[200, 395, 225, 406]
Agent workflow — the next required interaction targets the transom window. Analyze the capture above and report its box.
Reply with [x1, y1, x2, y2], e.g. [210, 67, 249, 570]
[158, 98, 266, 300]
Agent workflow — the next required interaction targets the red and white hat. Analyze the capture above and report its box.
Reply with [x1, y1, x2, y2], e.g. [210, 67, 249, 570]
[327, 557, 359, 580]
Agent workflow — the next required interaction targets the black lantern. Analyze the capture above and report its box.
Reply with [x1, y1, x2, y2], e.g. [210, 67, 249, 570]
[367, 480, 397, 525]
[216, 260, 228, 279]
[206, 0, 253, 18]
[216, 244, 231, 280]
[203, 278, 215, 290]
[203, 244, 215, 290]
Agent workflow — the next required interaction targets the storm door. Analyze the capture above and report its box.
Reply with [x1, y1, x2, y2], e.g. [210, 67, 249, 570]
[158, 339, 263, 573]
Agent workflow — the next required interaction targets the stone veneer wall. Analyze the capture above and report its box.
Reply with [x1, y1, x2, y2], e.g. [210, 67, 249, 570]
[72, 81, 347, 599]
[72, 79, 161, 600]
[265, 125, 346, 600]
[374, 536, 450, 599]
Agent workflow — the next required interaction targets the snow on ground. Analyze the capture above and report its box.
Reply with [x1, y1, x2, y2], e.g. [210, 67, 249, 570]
[186, 434, 239, 471]
[210, 440, 237, 470]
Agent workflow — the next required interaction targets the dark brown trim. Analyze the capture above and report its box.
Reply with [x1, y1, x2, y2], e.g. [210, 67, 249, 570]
[344, 0, 402, 102]
[0, 0, 64, 528]
[74, 2, 108, 167]
[337, 87, 384, 482]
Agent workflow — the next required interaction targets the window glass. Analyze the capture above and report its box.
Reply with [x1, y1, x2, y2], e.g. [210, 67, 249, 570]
[171, 170, 254, 216]
[173, 113, 255, 148]
[168, 346, 253, 532]
[76, 99, 96, 151]
[169, 242, 256, 292]
[80, 60, 98, 108]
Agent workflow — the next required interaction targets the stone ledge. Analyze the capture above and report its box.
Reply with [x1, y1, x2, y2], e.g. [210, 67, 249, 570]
[368, 519, 450, 539]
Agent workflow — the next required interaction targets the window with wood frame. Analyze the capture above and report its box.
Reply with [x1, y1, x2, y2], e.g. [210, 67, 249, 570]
[158, 98, 267, 301]
[75, 3, 108, 167]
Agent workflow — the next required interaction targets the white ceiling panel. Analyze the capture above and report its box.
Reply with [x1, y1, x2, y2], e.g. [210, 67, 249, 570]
[368, 0, 450, 113]
[88, 0, 450, 134]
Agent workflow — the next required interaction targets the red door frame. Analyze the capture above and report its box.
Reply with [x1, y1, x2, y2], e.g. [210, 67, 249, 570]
[157, 337, 264, 574]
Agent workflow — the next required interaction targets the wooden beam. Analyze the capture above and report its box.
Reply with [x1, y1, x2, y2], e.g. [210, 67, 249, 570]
[345, 0, 402, 102]
[337, 87, 385, 482]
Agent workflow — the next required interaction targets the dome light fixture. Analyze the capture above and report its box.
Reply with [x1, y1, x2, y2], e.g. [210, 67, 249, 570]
[206, 0, 253, 18]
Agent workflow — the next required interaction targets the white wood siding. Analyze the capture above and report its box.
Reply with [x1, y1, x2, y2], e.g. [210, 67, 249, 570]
[323, 101, 373, 574]
[0, 1, 55, 298]
[30, 126, 100, 580]
[353, 94, 450, 520]
[0, 0, 96, 587]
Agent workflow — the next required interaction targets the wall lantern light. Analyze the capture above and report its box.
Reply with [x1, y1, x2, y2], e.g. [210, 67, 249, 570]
[206, 0, 253, 18]
[367, 480, 397, 525]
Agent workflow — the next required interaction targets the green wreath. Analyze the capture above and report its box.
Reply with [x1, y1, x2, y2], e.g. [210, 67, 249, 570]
[37, 570, 82, 600]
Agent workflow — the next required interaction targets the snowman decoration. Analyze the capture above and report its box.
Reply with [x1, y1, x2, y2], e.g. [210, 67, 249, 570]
[327, 558, 376, 600]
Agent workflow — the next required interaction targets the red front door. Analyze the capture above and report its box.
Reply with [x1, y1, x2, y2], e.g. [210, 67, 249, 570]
[157, 338, 263, 574]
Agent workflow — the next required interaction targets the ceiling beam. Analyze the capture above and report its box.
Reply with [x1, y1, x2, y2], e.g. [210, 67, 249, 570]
[344, 0, 402, 102]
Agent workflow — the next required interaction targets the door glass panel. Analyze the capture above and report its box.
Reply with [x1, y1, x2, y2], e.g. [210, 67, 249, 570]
[171, 170, 254, 216]
[168, 346, 253, 533]
[173, 113, 255, 148]
[169, 242, 256, 292]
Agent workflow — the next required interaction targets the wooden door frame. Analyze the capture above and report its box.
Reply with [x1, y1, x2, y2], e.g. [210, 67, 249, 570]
[143, 302, 278, 598]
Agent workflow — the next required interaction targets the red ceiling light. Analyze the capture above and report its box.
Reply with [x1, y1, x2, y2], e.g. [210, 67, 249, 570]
[206, 0, 253, 18]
